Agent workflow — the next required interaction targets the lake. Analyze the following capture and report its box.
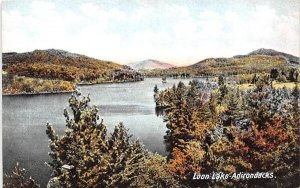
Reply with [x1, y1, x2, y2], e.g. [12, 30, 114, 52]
[2, 77, 196, 186]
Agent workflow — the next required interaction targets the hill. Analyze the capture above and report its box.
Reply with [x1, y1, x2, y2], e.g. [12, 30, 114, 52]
[2, 49, 143, 94]
[3, 49, 144, 82]
[177, 48, 300, 76]
[127, 59, 176, 70]
[235, 48, 299, 65]
[144, 48, 299, 77]
[186, 55, 288, 76]
[3, 49, 123, 81]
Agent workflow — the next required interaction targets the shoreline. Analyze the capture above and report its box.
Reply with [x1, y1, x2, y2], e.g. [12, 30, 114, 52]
[2, 77, 216, 96]
[3, 79, 144, 96]
[2, 90, 75, 96]
[77, 79, 144, 86]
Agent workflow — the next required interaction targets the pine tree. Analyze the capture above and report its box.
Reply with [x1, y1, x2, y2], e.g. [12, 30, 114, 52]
[176, 81, 186, 99]
[221, 88, 241, 126]
[218, 75, 225, 86]
[217, 75, 228, 105]
[187, 80, 198, 104]
[134, 153, 179, 187]
[153, 84, 159, 95]
[3, 163, 40, 188]
[46, 92, 148, 187]
[104, 124, 147, 187]
[153, 85, 160, 105]
[291, 84, 300, 126]
[209, 93, 217, 117]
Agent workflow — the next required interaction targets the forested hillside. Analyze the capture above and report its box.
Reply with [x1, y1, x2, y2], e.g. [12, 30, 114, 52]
[144, 49, 299, 77]
[2, 49, 143, 94]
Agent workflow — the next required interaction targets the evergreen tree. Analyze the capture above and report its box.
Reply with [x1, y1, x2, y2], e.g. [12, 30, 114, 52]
[46, 92, 148, 187]
[217, 74, 228, 105]
[218, 75, 225, 86]
[208, 93, 217, 122]
[251, 73, 258, 84]
[153, 84, 159, 95]
[176, 81, 186, 99]
[134, 153, 179, 187]
[217, 84, 228, 105]
[153, 85, 160, 105]
[291, 84, 300, 126]
[221, 88, 241, 126]
[3, 163, 40, 188]
[270, 68, 279, 80]
[187, 80, 199, 104]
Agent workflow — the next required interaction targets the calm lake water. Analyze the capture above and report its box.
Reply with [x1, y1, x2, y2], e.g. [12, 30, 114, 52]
[2, 77, 196, 186]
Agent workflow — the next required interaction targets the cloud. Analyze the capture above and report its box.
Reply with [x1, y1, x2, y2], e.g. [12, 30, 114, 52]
[2, 1, 299, 65]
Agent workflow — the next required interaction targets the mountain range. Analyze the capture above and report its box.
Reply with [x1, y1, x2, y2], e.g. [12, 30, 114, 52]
[3, 48, 299, 80]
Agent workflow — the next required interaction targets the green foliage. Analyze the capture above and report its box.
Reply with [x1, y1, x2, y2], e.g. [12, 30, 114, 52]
[46, 91, 176, 187]
[134, 153, 179, 187]
[3, 163, 40, 188]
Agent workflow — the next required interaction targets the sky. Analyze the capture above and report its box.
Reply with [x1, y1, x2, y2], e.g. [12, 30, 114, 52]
[2, 0, 300, 66]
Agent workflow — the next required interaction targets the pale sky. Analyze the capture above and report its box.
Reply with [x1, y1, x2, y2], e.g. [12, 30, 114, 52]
[2, 0, 300, 66]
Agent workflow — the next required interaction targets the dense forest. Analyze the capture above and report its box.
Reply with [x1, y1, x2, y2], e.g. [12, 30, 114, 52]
[2, 49, 143, 94]
[143, 48, 300, 78]
[153, 75, 299, 187]
[144, 55, 295, 78]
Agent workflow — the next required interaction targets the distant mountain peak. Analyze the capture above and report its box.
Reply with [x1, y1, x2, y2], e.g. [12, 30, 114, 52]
[248, 48, 282, 55]
[145, 59, 157, 62]
[247, 48, 299, 65]
[127, 59, 176, 70]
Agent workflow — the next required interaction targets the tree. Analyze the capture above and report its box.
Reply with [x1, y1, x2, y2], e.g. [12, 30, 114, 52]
[166, 142, 207, 186]
[291, 84, 300, 127]
[153, 84, 159, 94]
[164, 99, 198, 150]
[288, 68, 299, 82]
[220, 88, 241, 127]
[234, 116, 300, 187]
[134, 153, 179, 187]
[217, 84, 228, 105]
[208, 93, 217, 121]
[46, 92, 149, 187]
[153, 84, 160, 104]
[218, 75, 225, 86]
[3, 163, 40, 188]
[270, 68, 279, 80]
[217, 74, 228, 105]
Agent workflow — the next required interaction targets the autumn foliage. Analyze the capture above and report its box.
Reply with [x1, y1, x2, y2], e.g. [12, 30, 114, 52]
[155, 77, 300, 187]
